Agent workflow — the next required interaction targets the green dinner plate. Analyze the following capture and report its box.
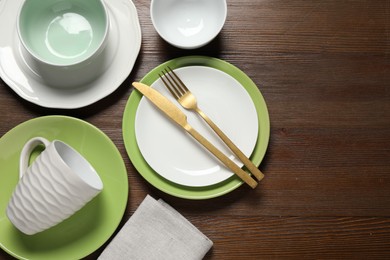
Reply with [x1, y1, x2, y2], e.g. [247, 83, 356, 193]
[122, 56, 270, 199]
[0, 116, 128, 260]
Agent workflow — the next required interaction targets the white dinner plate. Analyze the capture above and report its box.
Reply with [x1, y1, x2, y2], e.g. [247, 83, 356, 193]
[0, 0, 141, 109]
[135, 66, 259, 187]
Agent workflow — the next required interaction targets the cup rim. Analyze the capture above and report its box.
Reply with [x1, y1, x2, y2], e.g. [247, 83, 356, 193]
[52, 140, 103, 191]
[17, 0, 110, 68]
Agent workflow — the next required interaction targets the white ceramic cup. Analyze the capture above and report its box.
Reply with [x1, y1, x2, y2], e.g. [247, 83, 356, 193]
[17, 0, 110, 88]
[6, 137, 103, 235]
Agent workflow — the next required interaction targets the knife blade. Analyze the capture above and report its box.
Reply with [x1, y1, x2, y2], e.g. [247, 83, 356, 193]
[132, 82, 258, 189]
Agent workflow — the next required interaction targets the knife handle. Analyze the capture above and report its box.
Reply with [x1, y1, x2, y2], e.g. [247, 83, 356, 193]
[185, 124, 258, 189]
[196, 108, 264, 181]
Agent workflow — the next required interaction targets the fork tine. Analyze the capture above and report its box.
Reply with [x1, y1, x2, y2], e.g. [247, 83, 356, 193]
[163, 69, 184, 97]
[159, 73, 180, 99]
[167, 66, 189, 92]
[163, 68, 185, 97]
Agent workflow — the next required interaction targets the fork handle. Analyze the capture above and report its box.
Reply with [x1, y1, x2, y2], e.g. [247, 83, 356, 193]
[195, 108, 264, 181]
[185, 124, 258, 189]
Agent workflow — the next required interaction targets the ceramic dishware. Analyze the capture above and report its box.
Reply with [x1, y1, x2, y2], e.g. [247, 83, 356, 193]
[17, 0, 109, 87]
[133, 82, 258, 188]
[0, 116, 128, 259]
[150, 0, 227, 49]
[123, 56, 270, 199]
[0, 0, 141, 108]
[6, 136, 103, 235]
[160, 67, 264, 181]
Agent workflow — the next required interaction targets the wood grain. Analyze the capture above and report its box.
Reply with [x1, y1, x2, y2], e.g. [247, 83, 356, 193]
[1, 0, 389, 259]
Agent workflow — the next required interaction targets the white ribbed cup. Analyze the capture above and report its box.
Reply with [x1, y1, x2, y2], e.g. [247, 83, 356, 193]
[7, 137, 103, 235]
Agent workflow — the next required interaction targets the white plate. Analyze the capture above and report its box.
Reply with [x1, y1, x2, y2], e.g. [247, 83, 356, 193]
[0, 0, 141, 109]
[135, 66, 259, 187]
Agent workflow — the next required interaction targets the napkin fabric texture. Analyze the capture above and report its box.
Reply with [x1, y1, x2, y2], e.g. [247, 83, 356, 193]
[98, 195, 213, 260]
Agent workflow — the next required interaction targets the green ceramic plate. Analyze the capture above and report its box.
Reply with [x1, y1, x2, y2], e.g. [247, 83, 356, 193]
[0, 116, 128, 260]
[122, 56, 270, 199]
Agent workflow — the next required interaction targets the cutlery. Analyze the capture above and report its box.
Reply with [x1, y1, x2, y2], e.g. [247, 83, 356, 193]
[132, 82, 258, 189]
[159, 67, 264, 181]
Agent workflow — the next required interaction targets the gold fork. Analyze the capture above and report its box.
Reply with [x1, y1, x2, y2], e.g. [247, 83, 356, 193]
[159, 66, 264, 181]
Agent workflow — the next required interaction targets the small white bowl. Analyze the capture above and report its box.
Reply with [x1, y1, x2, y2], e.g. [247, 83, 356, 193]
[151, 0, 227, 49]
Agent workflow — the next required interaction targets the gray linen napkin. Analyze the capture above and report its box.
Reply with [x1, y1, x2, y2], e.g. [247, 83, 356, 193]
[98, 195, 213, 260]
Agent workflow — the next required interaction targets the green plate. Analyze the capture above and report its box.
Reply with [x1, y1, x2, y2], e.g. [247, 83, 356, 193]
[0, 116, 128, 260]
[122, 56, 270, 199]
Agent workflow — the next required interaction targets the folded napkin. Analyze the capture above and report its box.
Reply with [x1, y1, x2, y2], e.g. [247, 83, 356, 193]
[98, 195, 213, 260]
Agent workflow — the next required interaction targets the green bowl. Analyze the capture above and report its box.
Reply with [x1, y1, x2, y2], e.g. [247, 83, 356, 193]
[18, 0, 109, 66]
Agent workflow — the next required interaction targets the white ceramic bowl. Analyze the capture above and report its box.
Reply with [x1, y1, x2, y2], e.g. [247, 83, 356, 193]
[150, 0, 227, 49]
[17, 0, 109, 88]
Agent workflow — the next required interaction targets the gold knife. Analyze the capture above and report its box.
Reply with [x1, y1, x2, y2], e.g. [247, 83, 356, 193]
[132, 82, 258, 189]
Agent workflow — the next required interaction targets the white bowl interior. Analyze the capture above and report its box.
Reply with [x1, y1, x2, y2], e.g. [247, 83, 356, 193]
[151, 0, 227, 49]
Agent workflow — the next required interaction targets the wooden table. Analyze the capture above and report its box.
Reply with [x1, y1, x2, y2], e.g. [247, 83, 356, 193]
[1, 0, 389, 259]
